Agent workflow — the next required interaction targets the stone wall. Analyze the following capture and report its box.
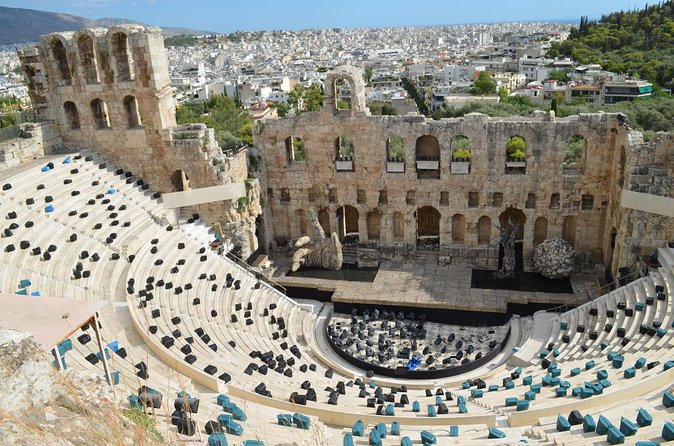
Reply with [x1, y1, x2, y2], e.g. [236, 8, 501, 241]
[18, 26, 258, 256]
[0, 122, 62, 171]
[254, 68, 674, 276]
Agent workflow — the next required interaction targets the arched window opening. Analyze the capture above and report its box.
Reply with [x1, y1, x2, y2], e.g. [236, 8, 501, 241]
[451, 214, 465, 244]
[505, 135, 527, 174]
[285, 136, 305, 162]
[393, 212, 404, 241]
[77, 34, 99, 84]
[387, 135, 405, 162]
[171, 170, 189, 192]
[478, 216, 491, 245]
[63, 101, 80, 130]
[335, 136, 355, 171]
[334, 78, 352, 110]
[337, 205, 359, 242]
[417, 206, 440, 247]
[123, 95, 142, 128]
[562, 216, 577, 246]
[415, 135, 440, 179]
[533, 217, 548, 246]
[90, 99, 111, 129]
[50, 39, 72, 85]
[367, 211, 381, 240]
[563, 134, 585, 174]
[451, 135, 471, 174]
[111, 32, 134, 82]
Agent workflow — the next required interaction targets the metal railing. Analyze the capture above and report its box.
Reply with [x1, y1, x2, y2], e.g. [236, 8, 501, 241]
[547, 269, 644, 314]
[225, 250, 288, 297]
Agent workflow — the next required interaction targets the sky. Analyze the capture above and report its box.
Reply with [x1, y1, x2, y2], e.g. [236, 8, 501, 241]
[0, 0, 656, 33]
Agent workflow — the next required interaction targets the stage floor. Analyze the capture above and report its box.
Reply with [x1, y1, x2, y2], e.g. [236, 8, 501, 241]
[274, 258, 600, 313]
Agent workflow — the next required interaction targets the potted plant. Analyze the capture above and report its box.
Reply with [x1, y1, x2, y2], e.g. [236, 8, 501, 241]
[451, 148, 471, 174]
[416, 155, 439, 170]
[506, 149, 526, 167]
[336, 153, 354, 171]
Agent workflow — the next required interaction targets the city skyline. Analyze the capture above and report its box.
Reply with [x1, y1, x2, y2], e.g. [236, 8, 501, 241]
[0, 0, 654, 33]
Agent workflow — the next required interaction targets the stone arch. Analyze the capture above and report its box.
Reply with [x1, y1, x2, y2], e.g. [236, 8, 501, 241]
[416, 135, 440, 179]
[323, 65, 368, 114]
[337, 205, 359, 240]
[451, 135, 471, 161]
[295, 209, 308, 237]
[451, 214, 465, 244]
[387, 135, 405, 162]
[416, 135, 440, 161]
[318, 208, 331, 236]
[90, 98, 111, 129]
[170, 169, 189, 192]
[49, 37, 72, 85]
[478, 216, 491, 245]
[123, 95, 142, 128]
[367, 211, 382, 240]
[63, 101, 80, 130]
[498, 207, 527, 271]
[77, 34, 99, 84]
[563, 134, 586, 172]
[417, 206, 440, 246]
[110, 31, 134, 82]
[392, 212, 404, 241]
[533, 217, 548, 246]
[498, 207, 526, 240]
[285, 136, 305, 162]
[562, 216, 576, 246]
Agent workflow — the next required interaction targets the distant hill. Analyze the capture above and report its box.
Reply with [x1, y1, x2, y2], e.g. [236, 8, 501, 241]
[0, 6, 212, 44]
[551, 0, 674, 87]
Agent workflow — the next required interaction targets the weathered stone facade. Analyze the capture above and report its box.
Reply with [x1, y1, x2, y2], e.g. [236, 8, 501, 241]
[255, 67, 674, 277]
[18, 26, 258, 256]
[0, 122, 62, 171]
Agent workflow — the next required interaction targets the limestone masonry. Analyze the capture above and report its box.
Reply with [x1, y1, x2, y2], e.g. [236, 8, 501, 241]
[254, 66, 674, 277]
[9, 28, 674, 278]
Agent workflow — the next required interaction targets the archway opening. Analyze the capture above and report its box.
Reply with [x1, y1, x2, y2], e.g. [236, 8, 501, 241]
[90, 98, 111, 129]
[123, 95, 142, 128]
[77, 34, 99, 84]
[111, 32, 133, 81]
[562, 216, 577, 246]
[63, 101, 80, 130]
[337, 205, 359, 243]
[415, 135, 440, 179]
[564, 134, 585, 173]
[451, 214, 465, 244]
[533, 217, 548, 247]
[498, 207, 526, 271]
[50, 38, 71, 85]
[417, 206, 440, 247]
[478, 216, 491, 245]
[334, 78, 352, 110]
[367, 211, 382, 241]
[170, 170, 189, 192]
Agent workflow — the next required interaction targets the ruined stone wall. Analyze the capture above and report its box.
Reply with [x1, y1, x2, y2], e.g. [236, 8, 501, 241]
[0, 122, 62, 171]
[18, 26, 258, 256]
[255, 85, 674, 275]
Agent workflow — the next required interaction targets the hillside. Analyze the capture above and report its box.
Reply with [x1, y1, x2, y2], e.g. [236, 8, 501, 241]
[551, 1, 674, 88]
[0, 6, 211, 44]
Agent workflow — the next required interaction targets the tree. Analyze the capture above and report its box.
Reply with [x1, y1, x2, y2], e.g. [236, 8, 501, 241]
[364, 67, 373, 85]
[551, 97, 559, 114]
[304, 84, 324, 112]
[506, 136, 526, 161]
[472, 71, 497, 95]
[498, 87, 509, 102]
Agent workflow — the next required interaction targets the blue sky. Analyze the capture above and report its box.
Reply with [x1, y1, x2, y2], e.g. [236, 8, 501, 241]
[0, 0, 655, 33]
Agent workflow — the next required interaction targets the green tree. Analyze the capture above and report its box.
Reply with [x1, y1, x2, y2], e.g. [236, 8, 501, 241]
[304, 83, 324, 112]
[551, 97, 559, 115]
[472, 71, 497, 95]
[364, 67, 373, 85]
[506, 136, 527, 161]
